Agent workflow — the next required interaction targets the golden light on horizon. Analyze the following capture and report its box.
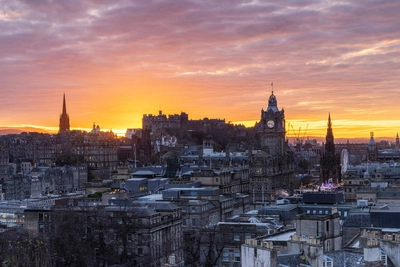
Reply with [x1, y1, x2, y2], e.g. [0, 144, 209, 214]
[0, 1, 399, 141]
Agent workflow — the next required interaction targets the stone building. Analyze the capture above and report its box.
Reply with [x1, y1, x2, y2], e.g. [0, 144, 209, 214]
[288, 207, 342, 254]
[342, 160, 400, 202]
[190, 165, 250, 195]
[1, 175, 31, 200]
[0, 145, 9, 174]
[24, 199, 184, 267]
[250, 89, 295, 203]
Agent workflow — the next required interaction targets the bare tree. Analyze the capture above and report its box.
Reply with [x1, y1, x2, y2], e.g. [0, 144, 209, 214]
[184, 223, 229, 267]
[0, 228, 52, 267]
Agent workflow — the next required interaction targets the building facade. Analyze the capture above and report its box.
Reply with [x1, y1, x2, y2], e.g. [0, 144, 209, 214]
[250, 90, 295, 203]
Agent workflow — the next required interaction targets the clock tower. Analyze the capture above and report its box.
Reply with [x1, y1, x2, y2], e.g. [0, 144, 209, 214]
[259, 89, 286, 156]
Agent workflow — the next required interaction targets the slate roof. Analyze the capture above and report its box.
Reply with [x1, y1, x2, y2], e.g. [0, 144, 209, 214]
[324, 250, 364, 267]
[104, 206, 158, 217]
[370, 205, 400, 213]
[132, 201, 179, 211]
[278, 253, 310, 267]
[377, 191, 400, 199]
[342, 208, 371, 228]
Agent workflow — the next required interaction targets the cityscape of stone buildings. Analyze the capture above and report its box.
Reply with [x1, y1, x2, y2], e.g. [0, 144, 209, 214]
[2, 93, 400, 266]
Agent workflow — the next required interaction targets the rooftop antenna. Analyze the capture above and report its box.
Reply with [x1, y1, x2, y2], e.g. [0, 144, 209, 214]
[271, 81, 274, 94]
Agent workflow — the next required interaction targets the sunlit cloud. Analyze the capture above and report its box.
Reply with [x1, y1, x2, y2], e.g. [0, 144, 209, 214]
[0, 0, 399, 139]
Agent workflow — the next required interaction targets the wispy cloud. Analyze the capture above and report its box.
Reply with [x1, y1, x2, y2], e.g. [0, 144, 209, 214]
[0, 0, 399, 138]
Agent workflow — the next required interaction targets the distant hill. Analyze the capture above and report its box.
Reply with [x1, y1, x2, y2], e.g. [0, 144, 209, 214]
[0, 127, 54, 135]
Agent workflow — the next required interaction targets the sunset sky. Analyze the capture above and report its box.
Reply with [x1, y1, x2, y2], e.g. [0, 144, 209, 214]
[1, 0, 400, 140]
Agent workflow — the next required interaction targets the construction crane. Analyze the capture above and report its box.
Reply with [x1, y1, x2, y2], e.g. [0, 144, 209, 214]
[302, 124, 309, 141]
[289, 123, 308, 144]
[288, 123, 297, 142]
[290, 124, 301, 144]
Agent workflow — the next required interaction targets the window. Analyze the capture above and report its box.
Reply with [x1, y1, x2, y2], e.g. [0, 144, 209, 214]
[39, 212, 49, 222]
[138, 234, 143, 244]
[223, 250, 229, 262]
[183, 219, 186, 227]
[234, 251, 241, 262]
[191, 207, 196, 212]
[192, 218, 196, 227]
[326, 221, 329, 232]
[234, 235, 240, 241]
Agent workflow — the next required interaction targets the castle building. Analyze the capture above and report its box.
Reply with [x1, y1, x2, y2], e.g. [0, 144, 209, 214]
[320, 114, 341, 184]
[59, 93, 70, 132]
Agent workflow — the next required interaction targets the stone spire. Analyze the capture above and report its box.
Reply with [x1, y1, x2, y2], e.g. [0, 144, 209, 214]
[62, 93, 67, 115]
[325, 113, 335, 154]
[59, 93, 70, 132]
[320, 113, 341, 183]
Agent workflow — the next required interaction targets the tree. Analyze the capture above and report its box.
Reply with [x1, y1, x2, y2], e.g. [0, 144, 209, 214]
[184, 223, 229, 267]
[0, 228, 52, 267]
[298, 159, 311, 173]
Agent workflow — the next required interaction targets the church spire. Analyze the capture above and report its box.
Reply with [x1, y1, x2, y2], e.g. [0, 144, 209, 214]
[62, 93, 67, 115]
[328, 112, 332, 128]
[59, 93, 70, 132]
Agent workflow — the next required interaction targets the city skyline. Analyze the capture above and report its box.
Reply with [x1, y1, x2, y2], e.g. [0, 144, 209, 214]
[1, 1, 400, 139]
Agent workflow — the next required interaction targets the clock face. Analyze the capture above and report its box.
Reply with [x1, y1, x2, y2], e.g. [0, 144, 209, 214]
[267, 120, 275, 128]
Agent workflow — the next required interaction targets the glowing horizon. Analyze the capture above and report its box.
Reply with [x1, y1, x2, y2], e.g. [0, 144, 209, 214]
[3, 116, 400, 142]
[1, 1, 400, 140]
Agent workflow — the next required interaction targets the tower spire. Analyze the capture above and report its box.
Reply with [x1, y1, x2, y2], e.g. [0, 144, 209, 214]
[59, 93, 70, 132]
[325, 113, 335, 153]
[328, 112, 332, 128]
[62, 93, 67, 115]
